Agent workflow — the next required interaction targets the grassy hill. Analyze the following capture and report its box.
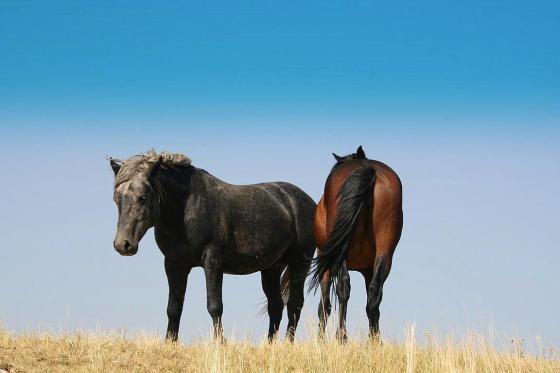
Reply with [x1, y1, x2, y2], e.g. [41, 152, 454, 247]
[0, 326, 558, 372]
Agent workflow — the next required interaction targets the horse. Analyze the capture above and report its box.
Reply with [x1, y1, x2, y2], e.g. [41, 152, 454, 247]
[109, 150, 316, 342]
[309, 146, 403, 340]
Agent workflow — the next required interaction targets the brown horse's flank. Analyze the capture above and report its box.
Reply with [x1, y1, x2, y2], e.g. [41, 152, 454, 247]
[310, 146, 403, 340]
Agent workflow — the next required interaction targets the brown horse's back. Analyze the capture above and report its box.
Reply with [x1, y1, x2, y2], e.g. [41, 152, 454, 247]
[314, 159, 402, 270]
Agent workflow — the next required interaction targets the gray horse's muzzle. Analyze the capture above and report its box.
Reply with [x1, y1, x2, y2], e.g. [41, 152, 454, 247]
[113, 237, 138, 256]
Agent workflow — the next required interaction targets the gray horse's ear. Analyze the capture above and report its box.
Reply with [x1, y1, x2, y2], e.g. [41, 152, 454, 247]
[356, 145, 366, 159]
[332, 153, 343, 161]
[110, 158, 122, 177]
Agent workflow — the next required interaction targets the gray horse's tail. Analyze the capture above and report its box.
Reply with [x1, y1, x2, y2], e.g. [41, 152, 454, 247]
[257, 267, 290, 316]
[308, 165, 376, 298]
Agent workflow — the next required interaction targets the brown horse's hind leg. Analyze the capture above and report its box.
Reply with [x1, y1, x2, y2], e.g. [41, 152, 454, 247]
[317, 270, 332, 338]
[360, 267, 373, 317]
[367, 256, 392, 339]
[336, 260, 351, 342]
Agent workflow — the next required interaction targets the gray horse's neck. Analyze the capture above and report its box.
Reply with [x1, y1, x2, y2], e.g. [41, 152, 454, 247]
[154, 166, 197, 226]
[157, 167, 224, 218]
[188, 168, 228, 197]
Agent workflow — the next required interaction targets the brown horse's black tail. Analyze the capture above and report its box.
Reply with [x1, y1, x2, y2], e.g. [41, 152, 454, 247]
[308, 165, 376, 296]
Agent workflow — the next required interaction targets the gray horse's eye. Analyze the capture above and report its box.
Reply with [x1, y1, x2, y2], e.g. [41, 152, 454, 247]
[139, 195, 147, 202]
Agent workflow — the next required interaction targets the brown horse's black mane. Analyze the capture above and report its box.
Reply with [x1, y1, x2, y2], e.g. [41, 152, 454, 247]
[331, 156, 367, 171]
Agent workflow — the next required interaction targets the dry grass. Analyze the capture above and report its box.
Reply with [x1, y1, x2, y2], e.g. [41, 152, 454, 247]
[0, 325, 558, 373]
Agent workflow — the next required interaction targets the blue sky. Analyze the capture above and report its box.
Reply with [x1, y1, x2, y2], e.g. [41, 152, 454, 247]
[0, 1, 559, 347]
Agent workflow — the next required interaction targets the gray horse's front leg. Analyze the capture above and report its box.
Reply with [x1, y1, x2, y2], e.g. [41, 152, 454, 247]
[203, 250, 224, 340]
[164, 257, 191, 341]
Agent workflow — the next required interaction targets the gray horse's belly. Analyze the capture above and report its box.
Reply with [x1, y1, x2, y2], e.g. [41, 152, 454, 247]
[221, 246, 288, 274]
[222, 202, 293, 273]
[221, 228, 292, 274]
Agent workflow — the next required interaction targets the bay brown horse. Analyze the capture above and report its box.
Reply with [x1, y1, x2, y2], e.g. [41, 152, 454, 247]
[309, 146, 403, 340]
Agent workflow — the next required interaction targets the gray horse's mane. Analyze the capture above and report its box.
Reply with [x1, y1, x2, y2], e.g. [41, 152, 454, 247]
[113, 149, 192, 187]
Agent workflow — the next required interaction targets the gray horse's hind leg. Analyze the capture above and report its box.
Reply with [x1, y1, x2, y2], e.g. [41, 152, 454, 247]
[260, 268, 284, 341]
[202, 249, 224, 340]
[285, 248, 312, 342]
[285, 265, 305, 342]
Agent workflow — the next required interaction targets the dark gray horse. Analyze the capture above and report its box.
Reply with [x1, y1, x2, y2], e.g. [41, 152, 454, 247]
[109, 150, 316, 342]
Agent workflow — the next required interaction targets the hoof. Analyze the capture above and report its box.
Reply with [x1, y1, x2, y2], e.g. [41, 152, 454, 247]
[336, 330, 348, 343]
[369, 333, 382, 344]
[318, 324, 327, 340]
[164, 333, 179, 343]
[286, 327, 296, 343]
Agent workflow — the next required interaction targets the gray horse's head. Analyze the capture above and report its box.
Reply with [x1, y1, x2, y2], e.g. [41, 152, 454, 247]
[109, 150, 192, 256]
[109, 155, 163, 256]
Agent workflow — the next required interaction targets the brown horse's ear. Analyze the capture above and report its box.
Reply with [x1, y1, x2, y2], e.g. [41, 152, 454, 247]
[148, 155, 163, 179]
[110, 158, 122, 177]
[332, 153, 343, 161]
[356, 146, 366, 159]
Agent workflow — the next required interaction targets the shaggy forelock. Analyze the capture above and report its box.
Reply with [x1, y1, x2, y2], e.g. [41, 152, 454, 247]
[113, 149, 192, 188]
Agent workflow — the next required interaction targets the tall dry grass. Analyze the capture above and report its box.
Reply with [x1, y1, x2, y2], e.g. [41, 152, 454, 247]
[0, 324, 557, 372]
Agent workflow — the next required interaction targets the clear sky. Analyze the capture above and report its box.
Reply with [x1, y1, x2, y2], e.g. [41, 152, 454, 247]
[1, 1, 559, 347]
